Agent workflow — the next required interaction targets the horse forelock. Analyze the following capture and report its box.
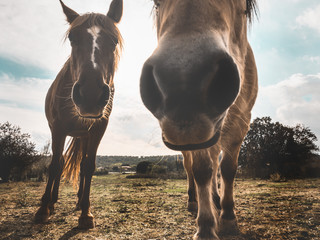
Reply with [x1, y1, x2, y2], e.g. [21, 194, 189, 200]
[152, 0, 258, 30]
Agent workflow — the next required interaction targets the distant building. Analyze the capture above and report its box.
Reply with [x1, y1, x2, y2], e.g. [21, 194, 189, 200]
[121, 165, 134, 173]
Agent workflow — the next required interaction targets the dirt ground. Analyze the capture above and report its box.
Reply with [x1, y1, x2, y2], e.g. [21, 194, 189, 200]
[0, 175, 319, 240]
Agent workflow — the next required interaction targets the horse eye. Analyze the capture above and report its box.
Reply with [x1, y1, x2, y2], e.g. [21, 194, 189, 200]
[68, 32, 73, 41]
[68, 32, 78, 45]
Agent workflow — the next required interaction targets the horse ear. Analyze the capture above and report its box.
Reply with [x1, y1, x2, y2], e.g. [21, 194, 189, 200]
[107, 0, 123, 23]
[59, 0, 79, 24]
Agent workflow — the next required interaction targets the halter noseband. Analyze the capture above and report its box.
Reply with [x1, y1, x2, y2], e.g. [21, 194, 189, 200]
[162, 131, 220, 151]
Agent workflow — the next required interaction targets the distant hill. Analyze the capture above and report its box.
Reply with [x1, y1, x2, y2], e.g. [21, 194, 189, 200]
[96, 155, 183, 169]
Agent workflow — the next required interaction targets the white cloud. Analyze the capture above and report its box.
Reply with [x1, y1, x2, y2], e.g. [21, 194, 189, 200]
[0, 0, 68, 72]
[253, 73, 320, 146]
[0, 74, 51, 110]
[296, 4, 320, 33]
[302, 55, 320, 64]
[0, 75, 54, 151]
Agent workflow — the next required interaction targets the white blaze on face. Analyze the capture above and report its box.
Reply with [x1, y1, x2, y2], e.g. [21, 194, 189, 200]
[87, 26, 101, 69]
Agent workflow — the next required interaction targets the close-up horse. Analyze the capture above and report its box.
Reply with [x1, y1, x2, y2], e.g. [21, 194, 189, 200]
[140, 0, 258, 239]
[34, 0, 123, 229]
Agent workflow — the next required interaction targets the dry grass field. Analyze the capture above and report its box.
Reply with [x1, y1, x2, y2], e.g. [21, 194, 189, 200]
[0, 175, 319, 240]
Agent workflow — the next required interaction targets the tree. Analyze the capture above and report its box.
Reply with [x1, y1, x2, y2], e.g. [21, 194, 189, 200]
[0, 122, 40, 182]
[26, 140, 51, 181]
[238, 117, 319, 179]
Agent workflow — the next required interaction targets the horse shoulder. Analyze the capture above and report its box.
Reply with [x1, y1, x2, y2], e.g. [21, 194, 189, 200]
[45, 61, 73, 124]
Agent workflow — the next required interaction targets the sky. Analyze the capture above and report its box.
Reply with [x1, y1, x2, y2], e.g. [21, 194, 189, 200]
[0, 0, 319, 156]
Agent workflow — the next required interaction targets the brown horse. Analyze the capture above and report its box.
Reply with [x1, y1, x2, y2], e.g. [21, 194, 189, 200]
[140, 0, 258, 239]
[34, 0, 123, 229]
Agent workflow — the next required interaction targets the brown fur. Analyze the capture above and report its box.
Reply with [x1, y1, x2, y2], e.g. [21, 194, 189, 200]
[35, 0, 123, 229]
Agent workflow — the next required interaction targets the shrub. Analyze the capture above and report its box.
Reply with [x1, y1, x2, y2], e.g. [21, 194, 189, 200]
[136, 161, 153, 174]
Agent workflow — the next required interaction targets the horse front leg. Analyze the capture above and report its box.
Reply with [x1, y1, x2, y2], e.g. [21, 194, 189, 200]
[182, 151, 197, 213]
[192, 148, 220, 240]
[78, 125, 106, 229]
[35, 130, 66, 223]
[219, 113, 250, 235]
[76, 138, 88, 210]
[78, 152, 96, 229]
[219, 147, 240, 235]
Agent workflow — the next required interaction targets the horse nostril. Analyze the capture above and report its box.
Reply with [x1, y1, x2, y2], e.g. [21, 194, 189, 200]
[140, 63, 163, 117]
[207, 56, 240, 112]
[99, 84, 110, 107]
[72, 82, 83, 107]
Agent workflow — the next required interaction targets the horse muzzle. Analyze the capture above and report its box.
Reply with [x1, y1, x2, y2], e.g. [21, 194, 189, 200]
[72, 81, 110, 119]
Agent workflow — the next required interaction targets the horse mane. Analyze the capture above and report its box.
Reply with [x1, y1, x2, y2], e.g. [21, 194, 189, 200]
[246, 0, 259, 24]
[64, 13, 123, 73]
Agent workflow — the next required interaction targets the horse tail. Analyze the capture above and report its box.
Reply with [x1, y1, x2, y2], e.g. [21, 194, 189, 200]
[62, 137, 83, 186]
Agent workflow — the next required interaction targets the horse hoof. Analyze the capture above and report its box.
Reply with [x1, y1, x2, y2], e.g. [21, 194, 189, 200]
[219, 217, 240, 235]
[78, 215, 95, 229]
[188, 201, 198, 213]
[34, 207, 50, 223]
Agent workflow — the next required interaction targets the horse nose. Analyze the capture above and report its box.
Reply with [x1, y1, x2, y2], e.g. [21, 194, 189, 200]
[72, 82, 110, 107]
[140, 53, 240, 118]
[98, 84, 110, 107]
